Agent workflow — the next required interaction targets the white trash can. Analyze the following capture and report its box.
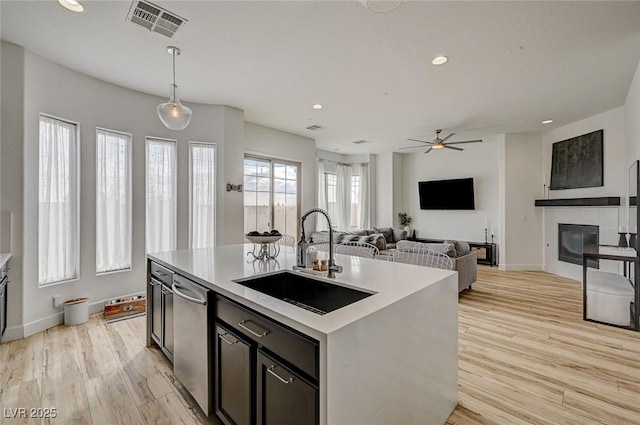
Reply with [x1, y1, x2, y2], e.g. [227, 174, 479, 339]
[64, 297, 89, 325]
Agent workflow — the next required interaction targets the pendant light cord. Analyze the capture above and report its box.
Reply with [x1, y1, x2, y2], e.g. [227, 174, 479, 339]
[172, 49, 176, 87]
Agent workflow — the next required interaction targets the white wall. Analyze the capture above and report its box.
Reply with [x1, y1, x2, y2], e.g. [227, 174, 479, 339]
[401, 135, 501, 243]
[501, 133, 543, 270]
[0, 42, 25, 337]
[245, 122, 316, 232]
[392, 153, 403, 227]
[541, 107, 628, 280]
[375, 152, 394, 227]
[625, 60, 640, 163]
[1, 43, 250, 338]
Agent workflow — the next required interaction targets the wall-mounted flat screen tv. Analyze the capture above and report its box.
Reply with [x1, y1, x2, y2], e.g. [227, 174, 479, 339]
[419, 178, 475, 210]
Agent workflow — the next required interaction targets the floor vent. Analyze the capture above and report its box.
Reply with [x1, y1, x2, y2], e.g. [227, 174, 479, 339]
[306, 125, 326, 131]
[126, 0, 187, 39]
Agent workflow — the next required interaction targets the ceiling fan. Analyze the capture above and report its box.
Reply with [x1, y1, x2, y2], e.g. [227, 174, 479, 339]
[401, 129, 482, 154]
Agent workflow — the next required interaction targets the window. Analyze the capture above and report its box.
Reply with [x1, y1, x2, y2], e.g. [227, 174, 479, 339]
[146, 138, 177, 253]
[244, 156, 300, 237]
[350, 175, 360, 228]
[96, 128, 132, 274]
[38, 114, 79, 285]
[190, 143, 216, 248]
[325, 173, 337, 223]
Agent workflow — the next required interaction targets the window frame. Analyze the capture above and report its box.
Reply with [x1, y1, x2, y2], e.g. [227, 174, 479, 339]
[95, 127, 133, 275]
[243, 154, 302, 239]
[38, 113, 81, 287]
[188, 141, 217, 249]
[350, 173, 361, 229]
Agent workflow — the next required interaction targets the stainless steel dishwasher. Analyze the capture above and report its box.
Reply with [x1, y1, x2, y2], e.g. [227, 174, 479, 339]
[172, 275, 211, 415]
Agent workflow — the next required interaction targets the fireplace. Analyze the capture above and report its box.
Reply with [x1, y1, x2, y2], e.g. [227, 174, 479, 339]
[558, 224, 599, 268]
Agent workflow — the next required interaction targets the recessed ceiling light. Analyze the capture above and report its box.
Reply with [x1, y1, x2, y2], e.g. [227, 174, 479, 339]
[58, 0, 84, 12]
[432, 56, 448, 66]
[312, 104, 323, 110]
[541, 119, 553, 124]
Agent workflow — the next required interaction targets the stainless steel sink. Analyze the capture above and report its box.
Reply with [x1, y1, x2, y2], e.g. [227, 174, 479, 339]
[233, 271, 374, 315]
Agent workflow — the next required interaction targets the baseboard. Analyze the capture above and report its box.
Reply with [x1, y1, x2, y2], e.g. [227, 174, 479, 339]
[4, 292, 145, 341]
[23, 312, 64, 338]
[499, 264, 543, 271]
[2, 324, 25, 342]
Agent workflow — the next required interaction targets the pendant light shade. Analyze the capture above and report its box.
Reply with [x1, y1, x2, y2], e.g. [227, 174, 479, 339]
[157, 46, 192, 131]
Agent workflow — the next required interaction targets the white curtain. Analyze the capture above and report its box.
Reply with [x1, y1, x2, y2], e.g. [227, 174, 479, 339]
[335, 164, 351, 231]
[96, 129, 132, 273]
[355, 163, 369, 229]
[38, 115, 79, 285]
[316, 160, 327, 231]
[146, 139, 177, 253]
[190, 143, 216, 248]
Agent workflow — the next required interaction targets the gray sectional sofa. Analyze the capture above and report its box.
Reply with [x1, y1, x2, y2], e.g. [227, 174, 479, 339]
[309, 228, 477, 293]
[394, 240, 477, 292]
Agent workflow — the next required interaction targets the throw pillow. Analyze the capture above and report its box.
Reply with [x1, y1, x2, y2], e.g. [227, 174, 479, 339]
[396, 240, 456, 257]
[445, 240, 471, 256]
[393, 228, 408, 243]
[374, 227, 394, 244]
[341, 234, 386, 251]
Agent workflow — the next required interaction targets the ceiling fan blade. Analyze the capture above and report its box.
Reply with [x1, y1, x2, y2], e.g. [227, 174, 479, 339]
[444, 145, 464, 151]
[440, 133, 456, 143]
[444, 139, 483, 145]
[424, 148, 433, 154]
[407, 138, 433, 145]
[399, 146, 423, 150]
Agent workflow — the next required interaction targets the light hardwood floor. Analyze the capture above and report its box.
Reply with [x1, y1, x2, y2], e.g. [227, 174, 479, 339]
[448, 267, 640, 425]
[1, 268, 639, 424]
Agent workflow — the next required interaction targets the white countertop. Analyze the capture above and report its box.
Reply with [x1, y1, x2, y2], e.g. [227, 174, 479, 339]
[0, 253, 11, 269]
[148, 244, 456, 336]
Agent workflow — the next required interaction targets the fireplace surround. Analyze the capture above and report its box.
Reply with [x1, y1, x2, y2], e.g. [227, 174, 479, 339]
[558, 224, 599, 268]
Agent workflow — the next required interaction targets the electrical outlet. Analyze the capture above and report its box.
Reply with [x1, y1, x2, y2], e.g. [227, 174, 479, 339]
[53, 295, 63, 308]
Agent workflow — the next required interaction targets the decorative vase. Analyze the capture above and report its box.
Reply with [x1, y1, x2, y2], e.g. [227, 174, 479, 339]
[618, 233, 629, 248]
[403, 225, 411, 236]
[629, 233, 637, 250]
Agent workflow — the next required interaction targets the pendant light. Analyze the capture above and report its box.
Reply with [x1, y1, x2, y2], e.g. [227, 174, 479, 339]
[157, 46, 192, 131]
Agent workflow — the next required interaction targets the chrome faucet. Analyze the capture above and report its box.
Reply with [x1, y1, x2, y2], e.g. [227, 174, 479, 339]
[297, 208, 343, 278]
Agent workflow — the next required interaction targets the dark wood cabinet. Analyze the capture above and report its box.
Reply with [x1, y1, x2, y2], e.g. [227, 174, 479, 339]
[161, 285, 174, 357]
[257, 350, 318, 425]
[150, 278, 162, 343]
[214, 295, 319, 425]
[148, 262, 174, 362]
[408, 237, 497, 266]
[468, 242, 497, 266]
[215, 324, 253, 425]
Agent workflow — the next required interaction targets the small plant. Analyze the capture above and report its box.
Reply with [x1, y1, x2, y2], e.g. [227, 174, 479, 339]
[399, 212, 412, 227]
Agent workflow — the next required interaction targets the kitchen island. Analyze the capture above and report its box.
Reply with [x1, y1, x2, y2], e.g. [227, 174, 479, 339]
[147, 244, 458, 425]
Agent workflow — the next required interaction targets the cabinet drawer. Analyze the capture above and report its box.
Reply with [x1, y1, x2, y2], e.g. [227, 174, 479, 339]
[216, 296, 319, 380]
[150, 262, 174, 286]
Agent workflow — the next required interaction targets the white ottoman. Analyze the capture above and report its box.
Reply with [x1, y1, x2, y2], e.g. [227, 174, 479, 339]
[586, 271, 634, 326]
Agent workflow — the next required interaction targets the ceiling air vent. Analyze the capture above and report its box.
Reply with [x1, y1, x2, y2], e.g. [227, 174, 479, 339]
[353, 140, 370, 145]
[306, 125, 326, 131]
[126, 0, 187, 39]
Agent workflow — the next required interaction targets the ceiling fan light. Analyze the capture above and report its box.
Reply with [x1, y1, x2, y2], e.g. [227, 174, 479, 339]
[432, 144, 444, 149]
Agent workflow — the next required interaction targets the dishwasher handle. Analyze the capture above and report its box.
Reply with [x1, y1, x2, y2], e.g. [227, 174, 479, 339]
[172, 283, 207, 306]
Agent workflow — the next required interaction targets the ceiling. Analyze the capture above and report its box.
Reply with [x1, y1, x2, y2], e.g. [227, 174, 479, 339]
[2, 1, 640, 154]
